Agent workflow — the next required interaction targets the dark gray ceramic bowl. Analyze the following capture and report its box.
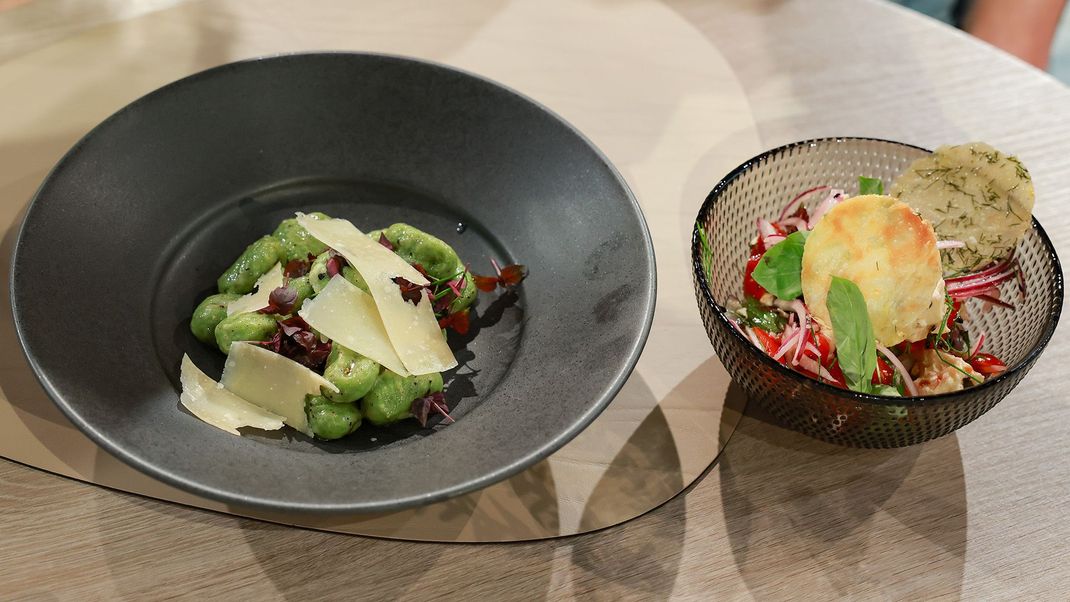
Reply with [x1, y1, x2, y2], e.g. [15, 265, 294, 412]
[10, 53, 655, 513]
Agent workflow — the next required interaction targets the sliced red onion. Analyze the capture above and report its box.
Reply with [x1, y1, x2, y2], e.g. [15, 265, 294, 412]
[757, 218, 781, 249]
[728, 316, 747, 337]
[936, 240, 966, 250]
[969, 332, 986, 358]
[946, 269, 1017, 294]
[773, 298, 812, 362]
[817, 365, 840, 384]
[807, 189, 845, 229]
[946, 252, 1015, 283]
[1013, 259, 1027, 299]
[778, 185, 829, 222]
[757, 218, 778, 238]
[745, 326, 764, 350]
[791, 314, 810, 366]
[773, 327, 803, 361]
[765, 234, 787, 248]
[876, 343, 918, 397]
[797, 354, 840, 384]
[779, 217, 809, 233]
[784, 299, 810, 327]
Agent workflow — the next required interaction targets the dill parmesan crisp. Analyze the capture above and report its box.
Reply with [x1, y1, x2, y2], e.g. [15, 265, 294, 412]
[890, 142, 1034, 276]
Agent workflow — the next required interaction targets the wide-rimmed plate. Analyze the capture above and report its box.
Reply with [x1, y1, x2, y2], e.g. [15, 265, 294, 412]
[10, 53, 655, 514]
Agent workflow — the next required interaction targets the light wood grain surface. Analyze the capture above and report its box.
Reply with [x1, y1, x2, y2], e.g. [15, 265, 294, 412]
[3, 0, 1070, 599]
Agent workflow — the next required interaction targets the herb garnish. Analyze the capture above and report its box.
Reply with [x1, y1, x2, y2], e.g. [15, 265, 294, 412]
[931, 294, 984, 385]
[695, 221, 714, 282]
[255, 315, 332, 370]
[411, 392, 454, 427]
[826, 276, 879, 393]
[259, 285, 298, 315]
[740, 297, 786, 333]
[283, 254, 315, 279]
[473, 259, 528, 292]
[751, 231, 808, 299]
[859, 176, 884, 195]
[392, 276, 428, 306]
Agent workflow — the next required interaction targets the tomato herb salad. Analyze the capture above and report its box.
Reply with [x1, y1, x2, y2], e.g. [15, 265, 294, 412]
[698, 142, 1032, 397]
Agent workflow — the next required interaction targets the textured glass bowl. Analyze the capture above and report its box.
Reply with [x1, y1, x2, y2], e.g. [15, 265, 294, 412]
[692, 137, 1063, 448]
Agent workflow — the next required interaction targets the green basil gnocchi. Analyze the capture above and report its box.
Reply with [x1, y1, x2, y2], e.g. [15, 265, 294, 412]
[185, 212, 507, 441]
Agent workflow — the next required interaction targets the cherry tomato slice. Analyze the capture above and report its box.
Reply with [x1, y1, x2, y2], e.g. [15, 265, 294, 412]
[805, 331, 834, 366]
[946, 299, 962, 330]
[796, 360, 845, 388]
[969, 353, 1007, 376]
[752, 327, 781, 356]
[743, 251, 768, 300]
[872, 356, 894, 385]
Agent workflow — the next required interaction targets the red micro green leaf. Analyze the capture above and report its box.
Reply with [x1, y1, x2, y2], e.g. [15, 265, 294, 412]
[411, 397, 431, 428]
[257, 285, 298, 316]
[393, 276, 427, 306]
[266, 315, 332, 370]
[410, 392, 454, 428]
[378, 233, 395, 252]
[278, 319, 304, 337]
[325, 252, 345, 278]
[253, 331, 283, 354]
[283, 254, 315, 279]
[498, 264, 528, 287]
[272, 286, 298, 313]
[438, 309, 471, 335]
[430, 395, 454, 424]
[447, 274, 466, 298]
[433, 293, 454, 315]
[472, 274, 499, 292]
[472, 259, 528, 291]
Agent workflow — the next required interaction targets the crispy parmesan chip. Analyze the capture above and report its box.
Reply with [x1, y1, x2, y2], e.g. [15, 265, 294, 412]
[890, 142, 1034, 275]
[801, 195, 945, 346]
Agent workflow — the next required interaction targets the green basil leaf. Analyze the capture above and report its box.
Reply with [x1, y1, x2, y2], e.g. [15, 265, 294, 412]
[892, 369, 906, 396]
[741, 297, 786, 333]
[751, 231, 808, 299]
[695, 220, 714, 282]
[827, 276, 878, 393]
[869, 384, 901, 397]
[859, 176, 884, 195]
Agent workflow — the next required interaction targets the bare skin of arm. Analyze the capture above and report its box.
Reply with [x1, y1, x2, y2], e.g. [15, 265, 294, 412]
[962, 0, 1067, 69]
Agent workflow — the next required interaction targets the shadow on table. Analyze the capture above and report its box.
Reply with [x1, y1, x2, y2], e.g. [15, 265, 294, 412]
[566, 407, 685, 599]
[561, 361, 748, 600]
[718, 397, 967, 598]
[237, 522, 556, 601]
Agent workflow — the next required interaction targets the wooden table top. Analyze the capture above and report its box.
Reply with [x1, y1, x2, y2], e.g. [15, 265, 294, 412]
[3, 0, 1070, 599]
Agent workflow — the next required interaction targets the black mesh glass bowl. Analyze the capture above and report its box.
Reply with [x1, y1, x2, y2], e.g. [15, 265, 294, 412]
[692, 137, 1063, 448]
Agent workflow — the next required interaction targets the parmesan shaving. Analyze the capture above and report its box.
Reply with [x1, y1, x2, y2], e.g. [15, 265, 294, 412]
[220, 342, 338, 436]
[298, 275, 409, 376]
[296, 214, 457, 375]
[226, 263, 283, 316]
[179, 354, 285, 436]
